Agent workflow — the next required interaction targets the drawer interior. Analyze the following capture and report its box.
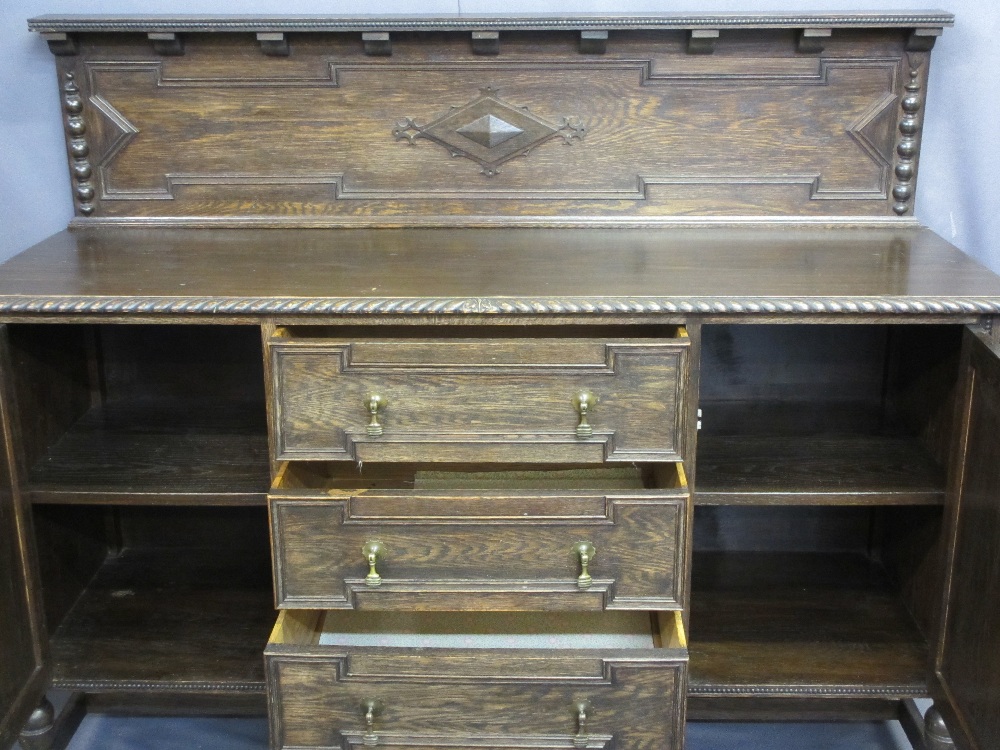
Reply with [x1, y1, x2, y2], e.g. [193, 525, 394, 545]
[273, 462, 687, 494]
[271, 324, 687, 342]
[271, 609, 686, 651]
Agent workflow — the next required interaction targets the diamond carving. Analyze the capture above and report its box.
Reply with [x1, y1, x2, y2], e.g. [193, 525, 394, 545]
[455, 114, 524, 149]
[393, 87, 585, 176]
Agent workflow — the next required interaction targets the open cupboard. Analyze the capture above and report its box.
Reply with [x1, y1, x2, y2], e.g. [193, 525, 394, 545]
[2, 11, 999, 750]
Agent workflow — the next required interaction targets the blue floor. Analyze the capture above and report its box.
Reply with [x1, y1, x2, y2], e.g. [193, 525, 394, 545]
[38, 715, 915, 750]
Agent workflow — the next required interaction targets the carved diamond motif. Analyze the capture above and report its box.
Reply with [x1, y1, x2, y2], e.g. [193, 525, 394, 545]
[393, 87, 584, 176]
[456, 114, 524, 149]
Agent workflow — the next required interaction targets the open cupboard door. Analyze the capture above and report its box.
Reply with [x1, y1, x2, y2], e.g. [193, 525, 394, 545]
[0, 324, 48, 749]
[935, 325, 1000, 750]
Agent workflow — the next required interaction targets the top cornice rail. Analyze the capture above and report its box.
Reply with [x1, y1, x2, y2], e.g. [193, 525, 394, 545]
[28, 11, 955, 34]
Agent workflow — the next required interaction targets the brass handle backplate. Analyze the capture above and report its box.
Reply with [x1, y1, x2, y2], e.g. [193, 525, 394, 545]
[363, 541, 386, 587]
[573, 700, 592, 748]
[574, 541, 596, 590]
[366, 394, 386, 437]
[361, 698, 383, 746]
[572, 391, 596, 438]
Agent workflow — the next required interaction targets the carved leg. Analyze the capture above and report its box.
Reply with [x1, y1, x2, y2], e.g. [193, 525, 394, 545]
[18, 694, 85, 750]
[925, 704, 957, 750]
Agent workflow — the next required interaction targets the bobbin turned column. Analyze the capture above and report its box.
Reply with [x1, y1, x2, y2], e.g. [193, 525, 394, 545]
[892, 68, 924, 216]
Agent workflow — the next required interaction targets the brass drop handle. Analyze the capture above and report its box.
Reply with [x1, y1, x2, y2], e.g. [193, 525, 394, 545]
[366, 394, 386, 437]
[361, 698, 383, 746]
[574, 541, 596, 590]
[363, 541, 386, 587]
[573, 700, 592, 748]
[572, 391, 596, 438]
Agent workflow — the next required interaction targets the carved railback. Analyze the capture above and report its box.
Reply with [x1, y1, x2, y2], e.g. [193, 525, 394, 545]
[31, 14, 951, 227]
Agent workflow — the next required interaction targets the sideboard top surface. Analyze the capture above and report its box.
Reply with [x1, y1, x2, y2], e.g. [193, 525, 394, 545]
[1, 226, 998, 317]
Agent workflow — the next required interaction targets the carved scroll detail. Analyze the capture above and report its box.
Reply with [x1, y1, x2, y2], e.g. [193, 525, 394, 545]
[892, 68, 922, 215]
[393, 87, 584, 176]
[62, 73, 95, 216]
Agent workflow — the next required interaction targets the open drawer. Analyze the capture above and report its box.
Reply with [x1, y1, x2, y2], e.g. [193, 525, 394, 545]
[269, 463, 689, 611]
[265, 609, 687, 750]
[267, 327, 689, 464]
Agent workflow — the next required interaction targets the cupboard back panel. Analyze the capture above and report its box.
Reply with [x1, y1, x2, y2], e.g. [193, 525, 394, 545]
[700, 324, 889, 435]
[118, 506, 270, 552]
[693, 506, 874, 554]
[97, 325, 266, 405]
[700, 324, 963, 443]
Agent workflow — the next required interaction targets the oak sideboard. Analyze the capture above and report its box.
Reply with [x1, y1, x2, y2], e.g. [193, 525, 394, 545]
[2, 12, 999, 750]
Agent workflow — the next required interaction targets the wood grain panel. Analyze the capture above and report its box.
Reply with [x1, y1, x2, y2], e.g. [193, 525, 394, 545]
[270, 477, 687, 610]
[270, 334, 688, 463]
[47, 26, 931, 223]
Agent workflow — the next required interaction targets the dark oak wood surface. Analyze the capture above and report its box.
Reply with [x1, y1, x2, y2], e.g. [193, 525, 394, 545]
[6, 12, 999, 748]
[1, 227, 999, 317]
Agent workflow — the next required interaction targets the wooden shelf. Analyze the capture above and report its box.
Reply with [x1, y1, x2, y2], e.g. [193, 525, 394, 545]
[688, 552, 929, 699]
[50, 547, 275, 699]
[26, 399, 271, 505]
[695, 435, 946, 505]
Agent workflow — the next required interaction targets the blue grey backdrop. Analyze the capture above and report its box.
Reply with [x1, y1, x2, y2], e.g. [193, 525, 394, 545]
[1, 0, 996, 272]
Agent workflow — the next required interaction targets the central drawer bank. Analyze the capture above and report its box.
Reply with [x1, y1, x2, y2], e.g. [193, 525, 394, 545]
[2, 11, 1000, 750]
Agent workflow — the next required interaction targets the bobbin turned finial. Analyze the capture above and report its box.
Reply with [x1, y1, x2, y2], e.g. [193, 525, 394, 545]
[892, 67, 923, 216]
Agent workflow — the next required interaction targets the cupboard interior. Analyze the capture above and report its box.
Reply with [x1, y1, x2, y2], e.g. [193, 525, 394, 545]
[9, 324, 270, 506]
[9, 324, 274, 708]
[31, 504, 275, 709]
[10, 322, 966, 711]
[690, 324, 961, 707]
[697, 324, 959, 505]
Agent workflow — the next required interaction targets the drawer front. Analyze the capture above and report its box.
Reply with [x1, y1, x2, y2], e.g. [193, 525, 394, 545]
[266, 613, 687, 750]
[270, 489, 687, 611]
[269, 335, 688, 464]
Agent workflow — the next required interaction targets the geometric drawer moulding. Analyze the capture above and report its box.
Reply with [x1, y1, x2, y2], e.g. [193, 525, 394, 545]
[393, 87, 585, 176]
